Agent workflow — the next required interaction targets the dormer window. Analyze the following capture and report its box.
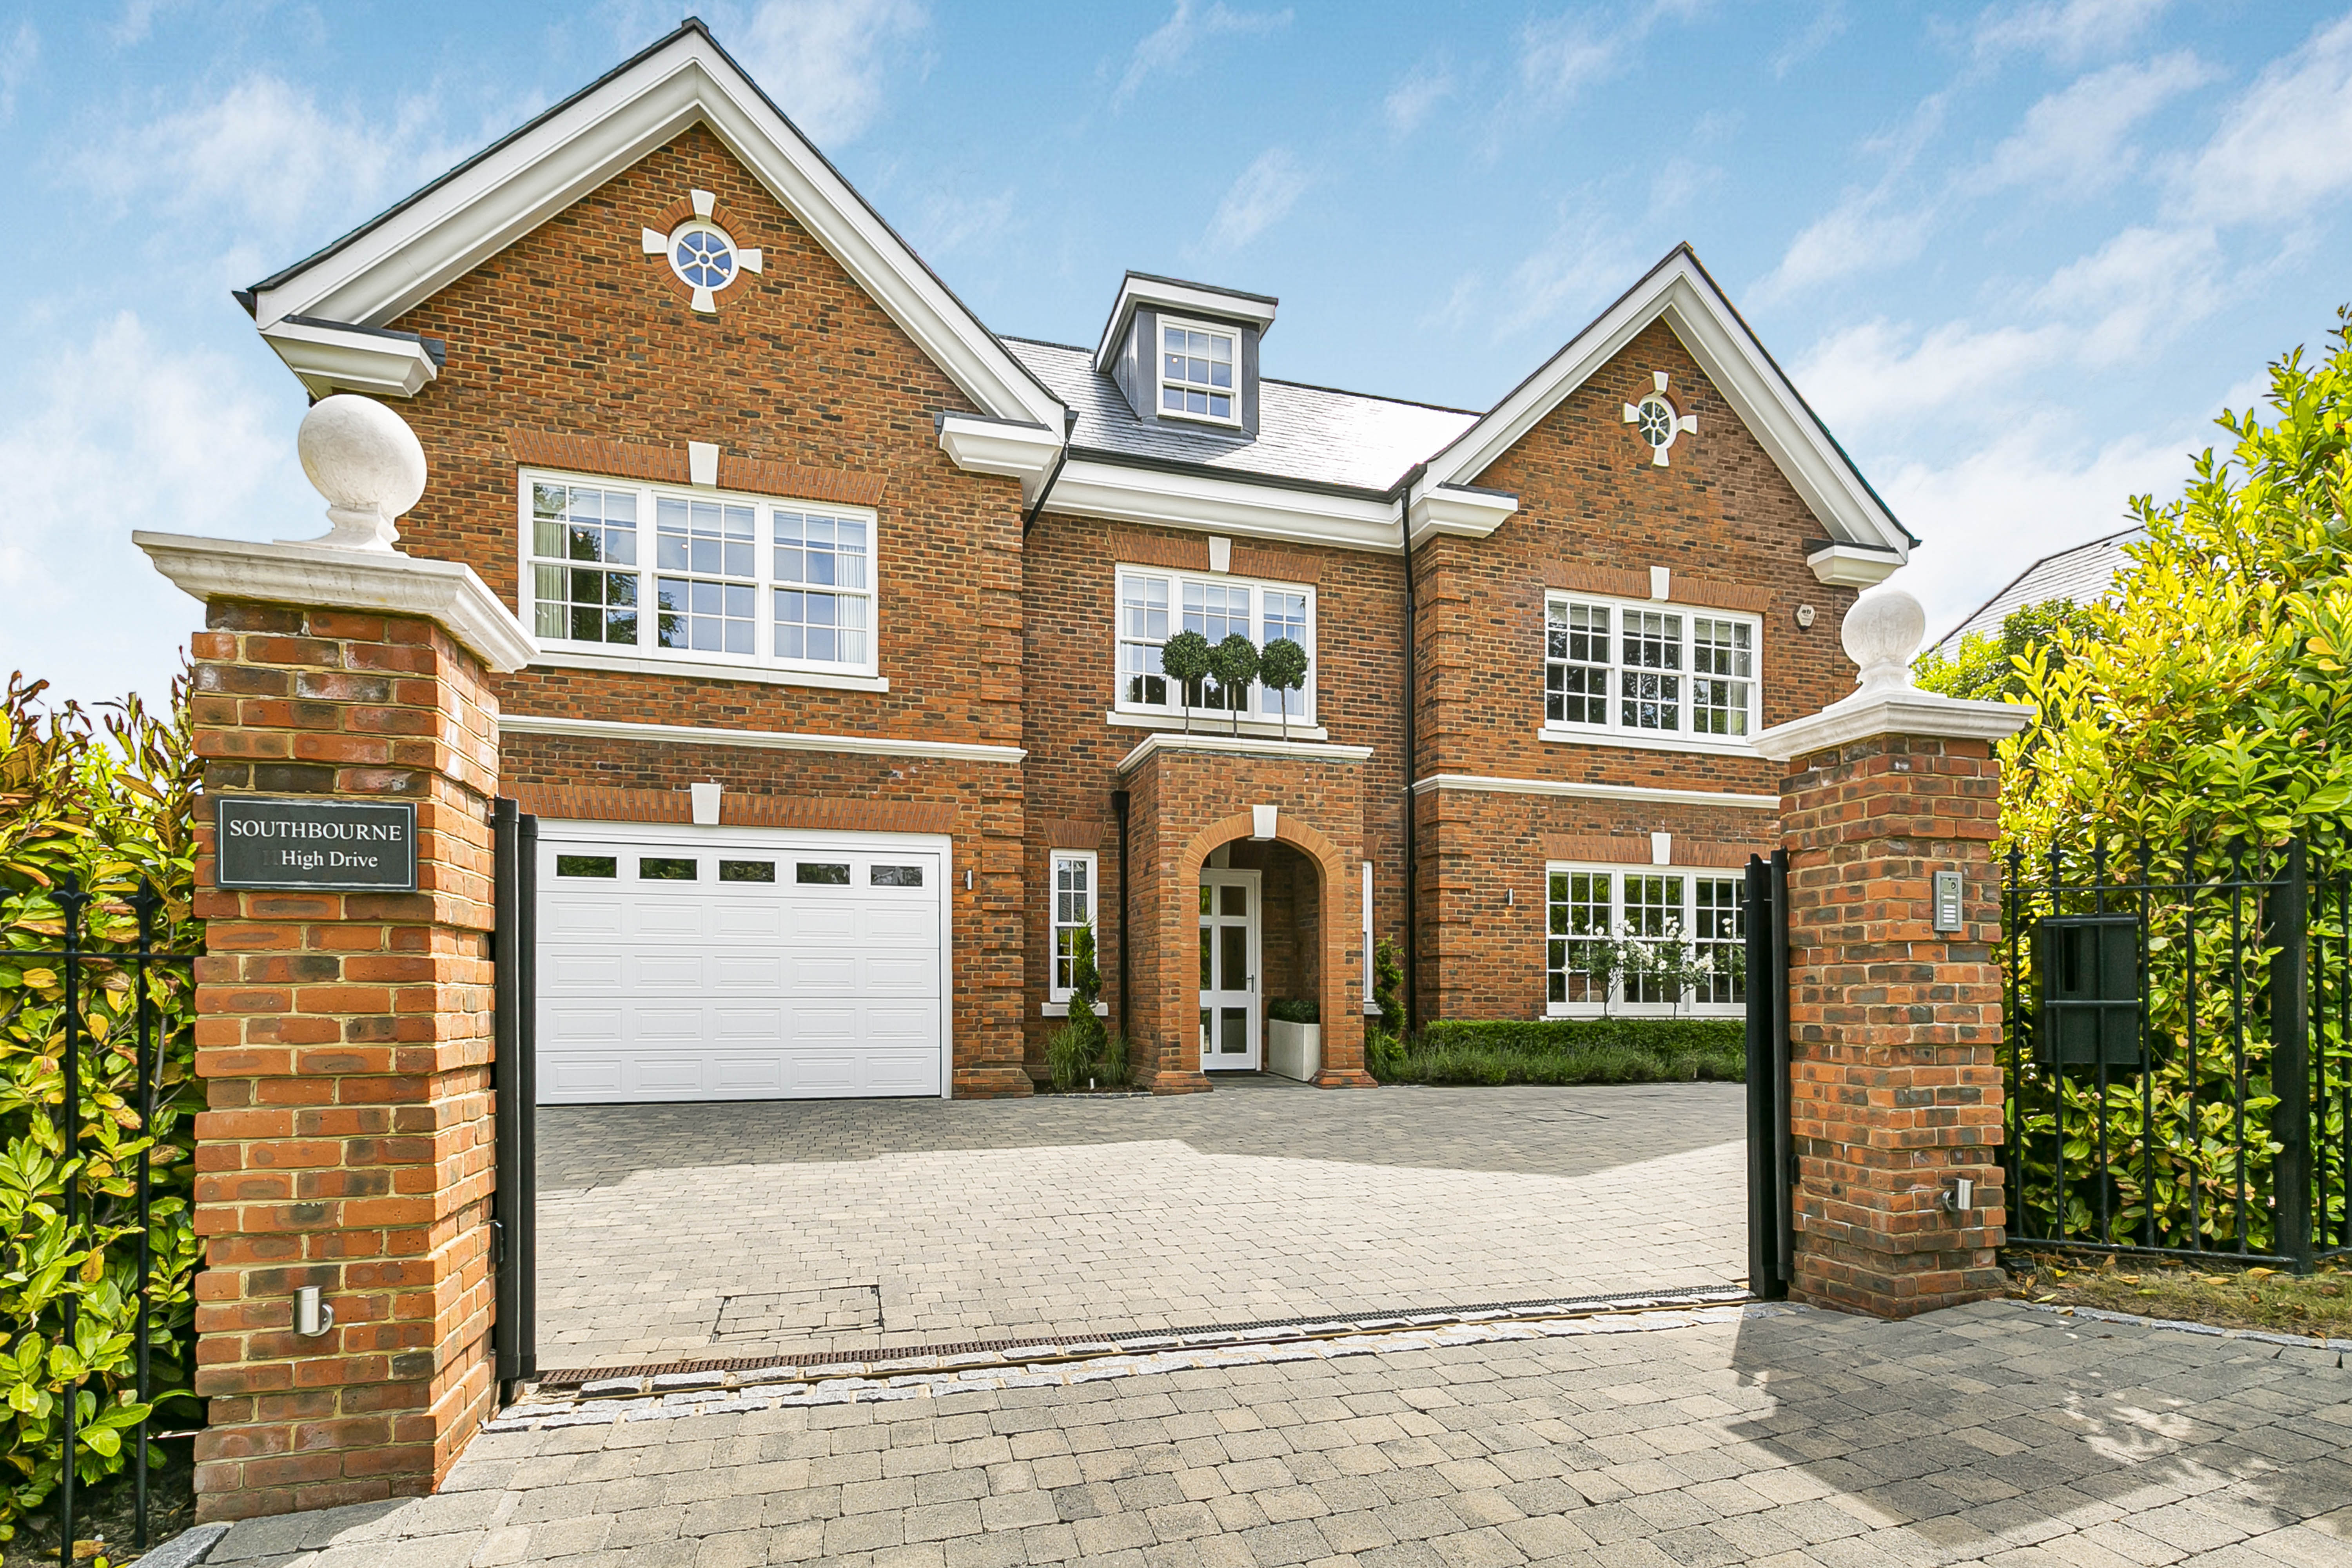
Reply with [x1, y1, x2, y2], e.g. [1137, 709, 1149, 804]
[1160, 318, 1239, 424]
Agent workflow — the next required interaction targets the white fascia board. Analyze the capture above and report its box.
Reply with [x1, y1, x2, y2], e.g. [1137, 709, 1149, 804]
[260, 318, 439, 398]
[1422, 251, 1909, 562]
[248, 33, 1062, 429]
[1807, 543, 1903, 588]
[1406, 483, 1518, 548]
[134, 532, 536, 673]
[1092, 276, 1279, 374]
[1753, 691, 2033, 765]
[937, 414, 1062, 506]
[1045, 458, 1401, 554]
[501, 711, 1026, 763]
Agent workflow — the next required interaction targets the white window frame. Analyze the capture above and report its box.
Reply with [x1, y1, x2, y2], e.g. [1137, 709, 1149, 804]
[1539, 592, 1760, 754]
[517, 467, 882, 688]
[1156, 314, 1243, 428]
[1044, 849, 1106, 1016]
[1542, 861, 1746, 1020]
[1114, 565, 1317, 727]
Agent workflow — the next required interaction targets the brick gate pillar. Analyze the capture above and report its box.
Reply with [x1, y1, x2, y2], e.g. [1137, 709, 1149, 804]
[135, 396, 535, 1520]
[1754, 590, 2032, 1319]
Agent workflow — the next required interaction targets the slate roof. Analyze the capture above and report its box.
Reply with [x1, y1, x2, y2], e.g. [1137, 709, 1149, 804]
[1005, 338, 1479, 495]
[1933, 526, 2143, 658]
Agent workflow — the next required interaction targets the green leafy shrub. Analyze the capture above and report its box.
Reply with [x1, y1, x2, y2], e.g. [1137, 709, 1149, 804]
[1267, 998, 1318, 1025]
[1993, 307, 2352, 1254]
[0, 673, 203, 1542]
[1370, 936, 1404, 1033]
[1385, 1018, 1743, 1087]
[1045, 927, 1128, 1089]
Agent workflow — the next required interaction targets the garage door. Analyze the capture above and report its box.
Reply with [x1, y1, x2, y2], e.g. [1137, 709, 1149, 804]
[535, 823, 948, 1102]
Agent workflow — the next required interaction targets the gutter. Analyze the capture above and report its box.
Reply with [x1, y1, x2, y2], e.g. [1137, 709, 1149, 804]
[1021, 410, 1080, 535]
[1394, 462, 1428, 1032]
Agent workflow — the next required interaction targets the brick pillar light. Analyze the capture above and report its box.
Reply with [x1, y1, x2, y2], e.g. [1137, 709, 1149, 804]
[136, 393, 535, 1520]
[1754, 588, 2033, 1319]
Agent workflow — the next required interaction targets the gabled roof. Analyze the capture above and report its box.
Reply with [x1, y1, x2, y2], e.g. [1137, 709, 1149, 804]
[238, 19, 1064, 430]
[1009, 338, 1475, 494]
[1418, 244, 1915, 562]
[1932, 526, 2142, 659]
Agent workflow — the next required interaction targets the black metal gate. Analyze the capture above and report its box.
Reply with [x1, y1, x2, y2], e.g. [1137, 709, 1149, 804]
[2003, 834, 2352, 1271]
[1743, 849, 1792, 1300]
[491, 800, 538, 1386]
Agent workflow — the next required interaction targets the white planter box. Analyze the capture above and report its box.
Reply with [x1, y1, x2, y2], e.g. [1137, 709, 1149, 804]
[1267, 1019, 1322, 1083]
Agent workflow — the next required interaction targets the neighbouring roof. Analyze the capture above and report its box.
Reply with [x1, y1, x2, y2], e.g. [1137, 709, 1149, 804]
[1007, 338, 1478, 495]
[1933, 526, 2144, 658]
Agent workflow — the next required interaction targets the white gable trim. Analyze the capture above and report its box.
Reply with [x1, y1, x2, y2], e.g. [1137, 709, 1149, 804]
[1420, 247, 1910, 563]
[244, 24, 1063, 430]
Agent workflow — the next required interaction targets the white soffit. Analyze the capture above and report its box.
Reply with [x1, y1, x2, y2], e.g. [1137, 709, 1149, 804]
[1406, 483, 1519, 548]
[936, 414, 1062, 506]
[1421, 246, 1912, 563]
[1046, 458, 1402, 554]
[1806, 543, 1904, 588]
[260, 318, 441, 399]
[243, 24, 1064, 431]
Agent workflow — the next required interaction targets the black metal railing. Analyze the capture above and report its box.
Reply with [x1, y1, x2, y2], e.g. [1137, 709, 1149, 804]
[2003, 833, 2352, 1270]
[15, 876, 198, 1557]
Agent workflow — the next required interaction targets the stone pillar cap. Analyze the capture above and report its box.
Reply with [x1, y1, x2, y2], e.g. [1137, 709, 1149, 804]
[135, 532, 535, 673]
[1753, 586, 2033, 764]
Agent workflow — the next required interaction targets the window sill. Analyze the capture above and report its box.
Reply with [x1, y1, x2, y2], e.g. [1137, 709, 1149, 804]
[529, 645, 890, 692]
[1537, 726, 1755, 759]
[1107, 710, 1327, 742]
[1042, 1000, 1111, 1018]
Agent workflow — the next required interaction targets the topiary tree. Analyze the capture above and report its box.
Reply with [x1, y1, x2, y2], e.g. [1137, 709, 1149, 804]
[1209, 633, 1260, 736]
[1046, 925, 1107, 1089]
[1260, 637, 1308, 741]
[1160, 630, 1211, 733]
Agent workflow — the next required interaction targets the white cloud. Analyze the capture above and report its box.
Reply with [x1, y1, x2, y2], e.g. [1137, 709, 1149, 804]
[1971, 51, 2215, 196]
[76, 75, 456, 233]
[1773, 2, 1846, 79]
[0, 315, 307, 708]
[1973, 0, 2170, 64]
[1793, 319, 2067, 432]
[2171, 13, 2352, 224]
[2036, 223, 2222, 361]
[912, 187, 1018, 256]
[1203, 148, 1308, 252]
[1751, 194, 1934, 303]
[1514, 0, 1700, 109]
[1885, 421, 2196, 636]
[737, 0, 928, 145]
[1382, 62, 1454, 137]
[0, 20, 34, 121]
[111, 0, 189, 46]
[1495, 219, 1638, 335]
[1114, 1, 1292, 109]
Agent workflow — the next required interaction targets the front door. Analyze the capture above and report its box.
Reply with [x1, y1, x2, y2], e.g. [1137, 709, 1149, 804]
[1198, 870, 1262, 1070]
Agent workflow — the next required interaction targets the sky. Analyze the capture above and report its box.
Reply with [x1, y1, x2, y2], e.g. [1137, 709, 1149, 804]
[3, 0, 2349, 710]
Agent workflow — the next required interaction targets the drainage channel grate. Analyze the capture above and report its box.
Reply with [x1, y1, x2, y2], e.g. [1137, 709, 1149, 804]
[533, 1283, 1753, 1388]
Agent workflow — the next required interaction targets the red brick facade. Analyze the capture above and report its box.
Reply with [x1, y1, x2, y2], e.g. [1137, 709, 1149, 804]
[1779, 733, 2009, 1318]
[186, 603, 501, 1519]
[241, 120, 1871, 1096]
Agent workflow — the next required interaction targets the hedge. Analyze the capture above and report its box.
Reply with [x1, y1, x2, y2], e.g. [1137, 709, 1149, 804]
[1377, 1017, 1744, 1087]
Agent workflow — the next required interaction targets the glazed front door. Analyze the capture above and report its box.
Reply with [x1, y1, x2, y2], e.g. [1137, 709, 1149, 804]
[1198, 870, 1262, 1070]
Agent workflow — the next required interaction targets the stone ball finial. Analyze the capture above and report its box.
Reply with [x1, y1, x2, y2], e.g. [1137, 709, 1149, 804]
[294, 394, 428, 552]
[1842, 586, 1926, 695]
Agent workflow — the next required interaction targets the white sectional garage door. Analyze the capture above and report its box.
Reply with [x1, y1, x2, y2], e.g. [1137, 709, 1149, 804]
[535, 822, 948, 1103]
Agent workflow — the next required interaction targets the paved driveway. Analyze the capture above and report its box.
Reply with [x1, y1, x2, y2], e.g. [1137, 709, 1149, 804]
[535, 1080, 1748, 1371]
[197, 1299, 2352, 1568]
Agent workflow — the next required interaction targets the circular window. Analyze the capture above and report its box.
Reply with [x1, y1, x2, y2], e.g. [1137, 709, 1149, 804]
[1635, 394, 1678, 451]
[670, 224, 737, 291]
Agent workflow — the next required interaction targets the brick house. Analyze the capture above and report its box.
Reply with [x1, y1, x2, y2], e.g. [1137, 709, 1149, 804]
[232, 21, 1911, 1102]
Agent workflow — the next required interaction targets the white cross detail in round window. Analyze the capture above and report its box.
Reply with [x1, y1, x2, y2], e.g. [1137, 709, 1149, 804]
[641, 192, 765, 317]
[672, 226, 735, 292]
[1622, 370, 1699, 467]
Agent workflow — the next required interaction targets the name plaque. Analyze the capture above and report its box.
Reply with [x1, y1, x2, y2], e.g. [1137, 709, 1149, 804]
[215, 797, 419, 893]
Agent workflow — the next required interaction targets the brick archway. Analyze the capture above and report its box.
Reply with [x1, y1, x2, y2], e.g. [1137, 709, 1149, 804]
[1178, 812, 1372, 1089]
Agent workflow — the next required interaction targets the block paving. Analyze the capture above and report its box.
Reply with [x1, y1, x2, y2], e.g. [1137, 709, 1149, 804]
[189, 1296, 2352, 1567]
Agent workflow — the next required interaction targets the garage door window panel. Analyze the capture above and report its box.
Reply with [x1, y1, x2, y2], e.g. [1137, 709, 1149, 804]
[720, 860, 775, 883]
[640, 857, 697, 880]
[797, 862, 851, 885]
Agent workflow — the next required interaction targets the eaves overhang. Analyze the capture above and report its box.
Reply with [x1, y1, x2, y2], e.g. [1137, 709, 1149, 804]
[1091, 271, 1280, 376]
[1042, 450, 1403, 554]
